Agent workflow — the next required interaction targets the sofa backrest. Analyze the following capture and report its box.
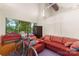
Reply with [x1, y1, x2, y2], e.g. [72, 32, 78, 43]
[43, 35, 79, 45]
[50, 36, 63, 44]
[1, 33, 21, 45]
[43, 35, 51, 41]
[62, 37, 79, 44]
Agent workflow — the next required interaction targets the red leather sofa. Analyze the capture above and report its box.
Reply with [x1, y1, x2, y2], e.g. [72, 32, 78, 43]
[28, 34, 45, 53]
[43, 35, 79, 56]
[2, 32, 79, 56]
[1, 33, 21, 45]
[33, 40, 45, 53]
[0, 33, 45, 56]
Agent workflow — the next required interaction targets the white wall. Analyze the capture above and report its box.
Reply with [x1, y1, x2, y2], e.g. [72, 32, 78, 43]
[1, 3, 79, 39]
[0, 15, 6, 36]
[62, 9, 79, 38]
[38, 9, 79, 39]
[0, 3, 39, 36]
[37, 13, 62, 36]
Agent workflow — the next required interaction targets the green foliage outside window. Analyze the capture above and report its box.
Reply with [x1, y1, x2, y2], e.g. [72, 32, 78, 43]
[6, 18, 33, 34]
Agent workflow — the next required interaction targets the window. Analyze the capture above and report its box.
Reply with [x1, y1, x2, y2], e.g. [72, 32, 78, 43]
[6, 18, 35, 34]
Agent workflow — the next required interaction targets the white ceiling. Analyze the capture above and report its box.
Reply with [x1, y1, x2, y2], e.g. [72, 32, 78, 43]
[0, 3, 40, 21]
[58, 3, 79, 9]
[41, 3, 79, 18]
[0, 3, 79, 20]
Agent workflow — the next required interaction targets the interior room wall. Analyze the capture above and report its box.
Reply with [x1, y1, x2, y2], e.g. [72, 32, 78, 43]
[37, 14, 62, 37]
[1, 3, 79, 39]
[62, 9, 79, 38]
[0, 3, 39, 36]
[0, 15, 5, 36]
[38, 8, 79, 39]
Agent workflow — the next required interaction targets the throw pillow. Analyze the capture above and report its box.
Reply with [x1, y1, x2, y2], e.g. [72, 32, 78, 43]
[70, 41, 79, 49]
[64, 42, 73, 47]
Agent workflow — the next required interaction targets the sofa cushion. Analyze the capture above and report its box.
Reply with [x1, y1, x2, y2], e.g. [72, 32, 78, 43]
[45, 41, 70, 52]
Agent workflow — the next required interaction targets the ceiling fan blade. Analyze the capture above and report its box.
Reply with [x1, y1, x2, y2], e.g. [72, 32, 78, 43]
[52, 4, 59, 11]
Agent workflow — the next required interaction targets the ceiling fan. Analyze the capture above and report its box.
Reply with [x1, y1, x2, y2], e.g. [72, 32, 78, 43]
[42, 3, 59, 17]
[48, 3, 59, 11]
